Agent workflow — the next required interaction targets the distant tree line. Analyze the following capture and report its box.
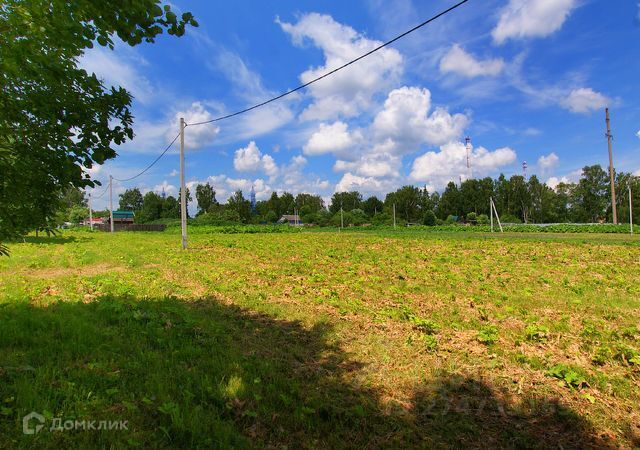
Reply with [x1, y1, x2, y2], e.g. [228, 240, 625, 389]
[110, 164, 639, 226]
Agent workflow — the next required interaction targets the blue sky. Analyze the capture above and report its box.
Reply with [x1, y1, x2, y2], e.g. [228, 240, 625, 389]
[83, 0, 640, 211]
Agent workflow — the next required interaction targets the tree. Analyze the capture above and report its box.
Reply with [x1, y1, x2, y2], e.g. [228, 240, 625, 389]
[138, 192, 164, 223]
[423, 210, 437, 226]
[0, 1, 197, 249]
[227, 190, 251, 223]
[119, 188, 143, 211]
[386, 186, 421, 222]
[294, 193, 324, 214]
[438, 182, 461, 219]
[68, 206, 89, 224]
[363, 196, 384, 217]
[329, 191, 362, 214]
[195, 183, 217, 215]
[279, 192, 295, 215]
[162, 196, 180, 219]
[572, 165, 609, 222]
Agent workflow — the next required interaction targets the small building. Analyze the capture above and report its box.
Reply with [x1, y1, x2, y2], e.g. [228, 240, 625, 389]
[278, 214, 303, 226]
[109, 210, 135, 224]
[83, 217, 106, 226]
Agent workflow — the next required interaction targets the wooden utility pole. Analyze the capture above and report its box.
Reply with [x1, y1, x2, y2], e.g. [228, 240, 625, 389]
[88, 194, 93, 231]
[109, 175, 114, 233]
[180, 117, 187, 250]
[393, 203, 396, 229]
[606, 108, 618, 224]
[630, 186, 634, 236]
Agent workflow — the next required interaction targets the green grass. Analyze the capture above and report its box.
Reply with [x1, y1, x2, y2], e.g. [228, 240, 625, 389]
[1, 229, 639, 448]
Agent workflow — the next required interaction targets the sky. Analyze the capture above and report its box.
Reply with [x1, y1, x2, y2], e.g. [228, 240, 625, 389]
[83, 0, 640, 212]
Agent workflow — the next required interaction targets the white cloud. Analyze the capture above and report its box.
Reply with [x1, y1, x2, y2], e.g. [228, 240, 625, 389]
[636, 130, 640, 140]
[79, 46, 154, 104]
[233, 141, 279, 177]
[560, 88, 610, 114]
[372, 86, 469, 153]
[537, 152, 559, 174]
[152, 180, 178, 197]
[303, 121, 359, 156]
[334, 152, 400, 178]
[439, 45, 505, 78]
[546, 176, 570, 190]
[171, 102, 220, 150]
[277, 13, 403, 121]
[492, 0, 577, 44]
[334, 173, 396, 195]
[410, 141, 516, 189]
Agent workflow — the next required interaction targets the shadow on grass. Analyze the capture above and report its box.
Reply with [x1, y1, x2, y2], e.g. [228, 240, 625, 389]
[19, 235, 89, 245]
[0, 296, 627, 449]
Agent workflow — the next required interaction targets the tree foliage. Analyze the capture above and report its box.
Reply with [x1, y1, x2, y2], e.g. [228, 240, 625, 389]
[0, 0, 197, 248]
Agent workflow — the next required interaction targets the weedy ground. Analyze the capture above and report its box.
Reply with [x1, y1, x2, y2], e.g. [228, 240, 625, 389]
[0, 229, 639, 449]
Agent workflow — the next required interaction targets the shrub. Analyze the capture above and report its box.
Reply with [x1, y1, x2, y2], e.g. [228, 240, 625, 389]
[423, 210, 437, 226]
[500, 213, 522, 224]
[466, 212, 477, 224]
[477, 214, 489, 225]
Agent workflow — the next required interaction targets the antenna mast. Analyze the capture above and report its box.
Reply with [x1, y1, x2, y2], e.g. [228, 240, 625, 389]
[465, 136, 472, 180]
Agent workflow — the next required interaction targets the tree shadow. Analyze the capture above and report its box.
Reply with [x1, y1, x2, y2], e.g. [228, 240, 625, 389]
[0, 296, 630, 449]
[19, 235, 88, 245]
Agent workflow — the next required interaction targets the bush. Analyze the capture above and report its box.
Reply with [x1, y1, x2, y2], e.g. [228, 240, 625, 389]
[477, 214, 489, 225]
[500, 213, 522, 224]
[466, 212, 477, 225]
[423, 210, 437, 226]
[445, 215, 458, 225]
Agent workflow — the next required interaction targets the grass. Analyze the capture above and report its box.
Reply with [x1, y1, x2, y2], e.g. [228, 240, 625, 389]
[1, 228, 639, 448]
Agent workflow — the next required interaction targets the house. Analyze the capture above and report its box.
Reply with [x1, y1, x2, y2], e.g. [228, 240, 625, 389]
[278, 214, 303, 226]
[109, 210, 135, 224]
[83, 217, 105, 226]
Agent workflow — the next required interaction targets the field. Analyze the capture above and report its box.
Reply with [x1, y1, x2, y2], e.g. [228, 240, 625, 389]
[1, 229, 639, 449]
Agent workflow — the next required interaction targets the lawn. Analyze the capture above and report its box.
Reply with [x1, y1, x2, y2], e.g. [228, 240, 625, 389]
[0, 229, 639, 448]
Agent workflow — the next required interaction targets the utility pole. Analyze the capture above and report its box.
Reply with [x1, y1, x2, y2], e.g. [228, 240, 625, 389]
[630, 185, 634, 236]
[109, 175, 114, 233]
[490, 198, 493, 233]
[606, 108, 618, 224]
[180, 117, 187, 250]
[340, 207, 344, 230]
[88, 194, 93, 231]
[393, 203, 396, 229]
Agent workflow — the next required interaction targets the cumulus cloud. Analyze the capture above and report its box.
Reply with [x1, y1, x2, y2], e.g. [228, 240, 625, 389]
[560, 88, 610, 114]
[303, 121, 359, 156]
[171, 102, 220, 150]
[537, 152, 559, 174]
[334, 152, 401, 178]
[277, 13, 403, 121]
[492, 0, 577, 44]
[152, 180, 178, 197]
[410, 141, 516, 189]
[334, 173, 396, 195]
[233, 141, 279, 177]
[372, 86, 469, 153]
[439, 45, 505, 78]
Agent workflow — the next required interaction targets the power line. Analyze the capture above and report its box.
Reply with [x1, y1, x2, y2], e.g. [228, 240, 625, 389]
[186, 0, 470, 127]
[113, 131, 181, 182]
[106, 0, 470, 185]
[89, 182, 109, 199]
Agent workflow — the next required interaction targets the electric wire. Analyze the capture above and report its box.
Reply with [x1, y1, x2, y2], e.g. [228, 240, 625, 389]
[112, 131, 181, 182]
[107, 0, 470, 183]
[186, 0, 470, 126]
[89, 182, 109, 199]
